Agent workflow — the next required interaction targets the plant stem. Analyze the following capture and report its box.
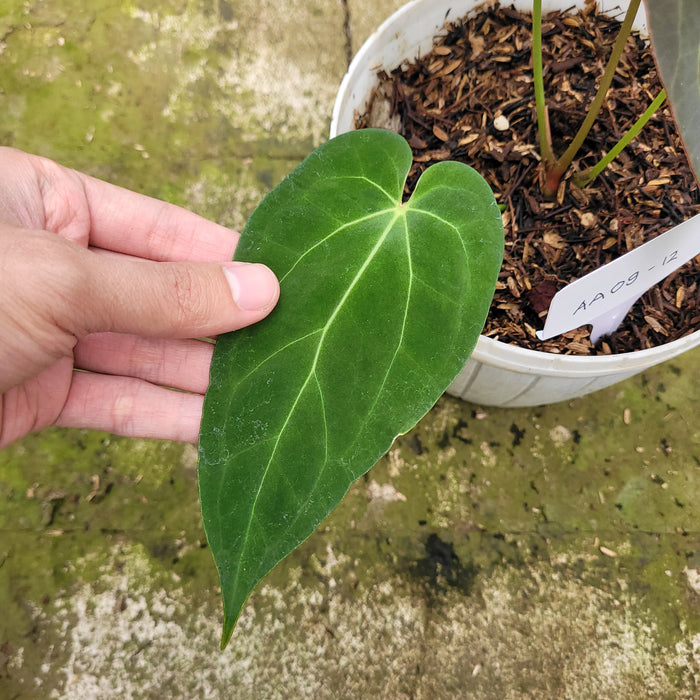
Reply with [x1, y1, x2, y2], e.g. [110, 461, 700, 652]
[575, 88, 667, 187]
[532, 0, 553, 163]
[543, 0, 642, 195]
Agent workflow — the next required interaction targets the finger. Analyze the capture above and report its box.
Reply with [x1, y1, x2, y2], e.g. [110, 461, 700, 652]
[81, 254, 279, 339]
[56, 371, 204, 443]
[74, 333, 215, 394]
[75, 170, 240, 262]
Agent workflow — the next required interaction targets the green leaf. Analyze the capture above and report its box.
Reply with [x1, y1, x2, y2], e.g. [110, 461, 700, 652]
[198, 129, 504, 647]
[645, 0, 700, 180]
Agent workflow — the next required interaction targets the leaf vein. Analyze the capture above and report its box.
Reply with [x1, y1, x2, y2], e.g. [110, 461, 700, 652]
[279, 208, 396, 283]
[330, 174, 396, 204]
[408, 207, 473, 283]
[351, 213, 413, 440]
[236, 211, 403, 580]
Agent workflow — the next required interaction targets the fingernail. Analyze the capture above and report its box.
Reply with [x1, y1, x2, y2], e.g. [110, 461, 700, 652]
[223, 263, 279, 311]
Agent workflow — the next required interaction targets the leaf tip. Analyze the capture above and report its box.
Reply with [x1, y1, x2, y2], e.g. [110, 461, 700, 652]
[220, 614, 239, 650]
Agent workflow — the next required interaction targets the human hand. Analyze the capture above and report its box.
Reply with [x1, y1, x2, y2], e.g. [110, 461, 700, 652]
[0, 147, 279, 448]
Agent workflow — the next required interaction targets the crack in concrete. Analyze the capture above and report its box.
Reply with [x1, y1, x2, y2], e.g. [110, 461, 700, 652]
[340, 0, 353, 67]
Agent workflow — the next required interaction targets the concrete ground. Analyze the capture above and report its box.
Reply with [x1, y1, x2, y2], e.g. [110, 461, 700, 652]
[1, 0, 699, 697]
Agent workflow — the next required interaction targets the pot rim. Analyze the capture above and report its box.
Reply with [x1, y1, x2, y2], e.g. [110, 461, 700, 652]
[471, 332, 700, 376]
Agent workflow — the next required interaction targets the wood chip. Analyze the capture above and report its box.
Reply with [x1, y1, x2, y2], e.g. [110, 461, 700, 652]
[432, 125, 449, 141]
[647, 178, 671, 186]
[442, 58, 463, 75]
[644, 315, 668, 334]
[543, 231, 568, 249]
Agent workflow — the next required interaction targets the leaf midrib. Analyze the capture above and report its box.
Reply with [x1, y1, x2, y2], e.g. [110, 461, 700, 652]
[273, 213, 415, 554]
[229, 207, 405, 585]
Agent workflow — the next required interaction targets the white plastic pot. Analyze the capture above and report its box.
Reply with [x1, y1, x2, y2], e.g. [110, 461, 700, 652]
[331, 0, 700, 407]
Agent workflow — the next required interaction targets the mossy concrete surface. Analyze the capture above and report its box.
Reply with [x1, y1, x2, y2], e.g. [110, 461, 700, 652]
[1, 0, 699, 697]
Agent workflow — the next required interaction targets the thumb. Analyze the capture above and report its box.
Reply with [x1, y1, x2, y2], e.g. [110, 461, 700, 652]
[85, 255, 280, 338]
[0, 227, 279, 394]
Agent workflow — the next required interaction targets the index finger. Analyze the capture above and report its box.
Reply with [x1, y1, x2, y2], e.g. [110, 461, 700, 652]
[76, 170, 240, 263]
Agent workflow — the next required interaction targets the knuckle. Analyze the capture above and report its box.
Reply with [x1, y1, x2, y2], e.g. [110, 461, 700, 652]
[13, 232, 91, 333]
[167, 264, 212, 328]
[50, 245, 91, 309]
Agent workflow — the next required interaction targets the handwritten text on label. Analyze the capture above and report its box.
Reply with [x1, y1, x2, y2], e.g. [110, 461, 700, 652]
[537, 214, 700, 342]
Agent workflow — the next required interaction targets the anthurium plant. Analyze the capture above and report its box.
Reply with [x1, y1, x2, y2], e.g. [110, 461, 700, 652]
[536, 0, 700, 194]
[199, 128, 504, 647]
[198, 0, 700, 648]
[644, 0, 700, 178]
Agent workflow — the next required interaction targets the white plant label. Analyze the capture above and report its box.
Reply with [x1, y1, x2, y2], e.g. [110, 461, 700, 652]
[536, 213, 700, 344]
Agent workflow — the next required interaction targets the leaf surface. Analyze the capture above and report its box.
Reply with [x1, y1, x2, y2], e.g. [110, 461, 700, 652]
[198, 129, 503, 647]
[645, 0, 700, 180]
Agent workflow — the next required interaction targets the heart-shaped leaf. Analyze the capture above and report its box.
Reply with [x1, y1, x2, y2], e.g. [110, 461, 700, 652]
[198, 128, 504, 647]
[645, 0, 700, 181]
